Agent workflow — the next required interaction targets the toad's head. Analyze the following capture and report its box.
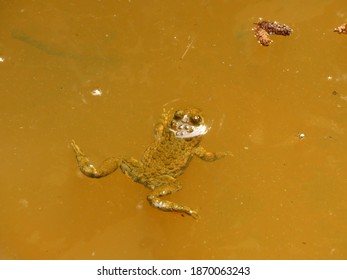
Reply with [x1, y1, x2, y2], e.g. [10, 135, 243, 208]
[169, 108, 208, 139]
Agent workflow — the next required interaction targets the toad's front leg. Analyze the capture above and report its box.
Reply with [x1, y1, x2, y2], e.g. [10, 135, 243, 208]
[146, 176, 199, 219]
[71, 140, 121, 178]
[194, 146, 232, 162]
[154, 108, 172, 139]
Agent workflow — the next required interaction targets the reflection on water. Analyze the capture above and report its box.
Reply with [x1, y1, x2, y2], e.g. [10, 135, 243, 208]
[1, 0, 347, 259]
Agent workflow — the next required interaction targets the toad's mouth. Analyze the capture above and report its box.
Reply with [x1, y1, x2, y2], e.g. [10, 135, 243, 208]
[169, 121, 208, 139]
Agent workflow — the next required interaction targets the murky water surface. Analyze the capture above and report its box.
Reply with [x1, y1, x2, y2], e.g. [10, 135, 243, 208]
[1, 0, 347, 259]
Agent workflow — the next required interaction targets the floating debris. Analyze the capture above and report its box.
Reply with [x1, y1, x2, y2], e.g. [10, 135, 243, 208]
[91, 89, 102, 96]
[256, 19, 293, 36]
[253, 18, 293, 46]
[297, 133, 305, 139]
[253, 26, 273, 46]
[334, 23, 347, 34]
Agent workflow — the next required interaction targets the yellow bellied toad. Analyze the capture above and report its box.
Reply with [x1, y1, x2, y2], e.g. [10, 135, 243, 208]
[71, 108, 230, 219]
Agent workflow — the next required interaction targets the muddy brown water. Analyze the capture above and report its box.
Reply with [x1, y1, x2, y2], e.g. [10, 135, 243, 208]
[1, 0, 347, 259]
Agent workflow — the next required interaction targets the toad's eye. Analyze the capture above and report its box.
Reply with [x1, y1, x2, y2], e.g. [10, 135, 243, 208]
[174, 110, 184, 120]
[191, 115, 202, 124]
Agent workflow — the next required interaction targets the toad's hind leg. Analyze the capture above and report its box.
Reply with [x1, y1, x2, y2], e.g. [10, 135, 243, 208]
[71, 140, 121, 178]
[147, 176, 199, 219]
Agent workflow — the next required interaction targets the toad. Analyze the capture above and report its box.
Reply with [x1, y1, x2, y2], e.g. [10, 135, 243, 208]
[71, 108, 230, 219]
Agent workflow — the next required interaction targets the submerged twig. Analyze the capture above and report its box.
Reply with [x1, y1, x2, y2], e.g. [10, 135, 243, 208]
[181, 38, 195, 60]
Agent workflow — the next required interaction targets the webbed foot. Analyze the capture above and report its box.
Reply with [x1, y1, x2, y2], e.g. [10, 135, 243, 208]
[71, 140, 120, 178]
[146, 177, 199, 219]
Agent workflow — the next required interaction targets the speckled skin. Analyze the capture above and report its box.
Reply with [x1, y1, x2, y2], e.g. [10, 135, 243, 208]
[71, 108, 229, 219]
